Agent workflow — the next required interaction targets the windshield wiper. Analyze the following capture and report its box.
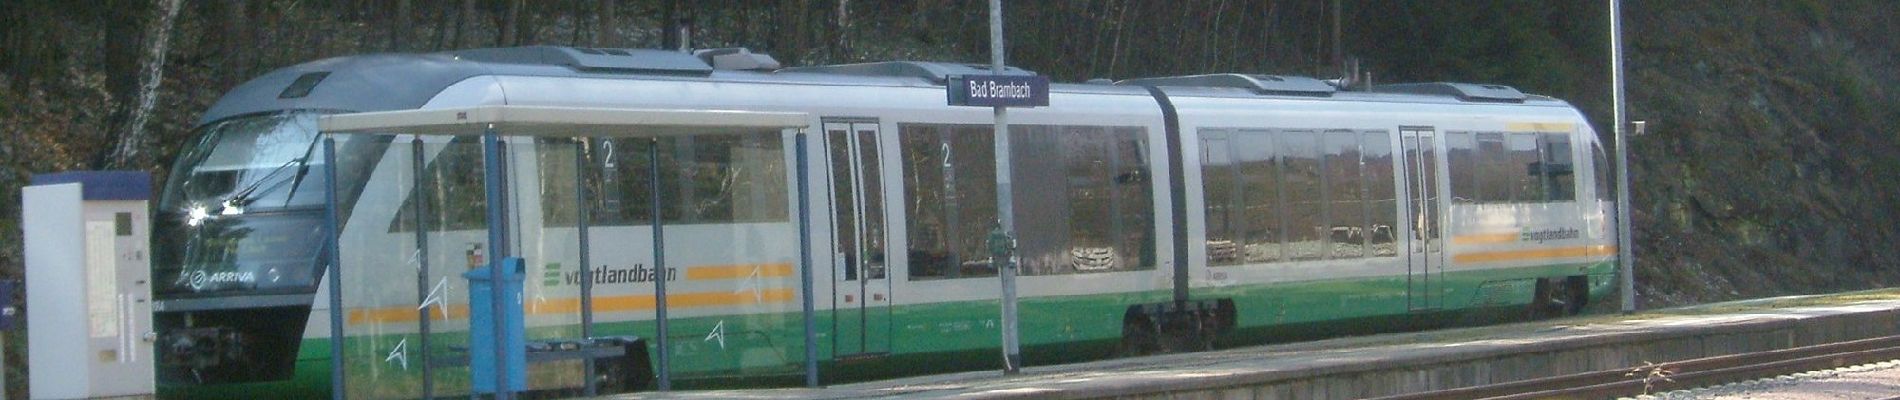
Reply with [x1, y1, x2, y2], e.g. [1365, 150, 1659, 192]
[223, 138, 322, 212]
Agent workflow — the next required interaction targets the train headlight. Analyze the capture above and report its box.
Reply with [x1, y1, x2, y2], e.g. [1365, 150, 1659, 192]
[185, 205, 211, 227]
[219, 199, 245, 216]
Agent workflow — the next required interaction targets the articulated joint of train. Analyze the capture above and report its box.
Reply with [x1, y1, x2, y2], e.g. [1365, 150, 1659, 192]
[1122, 299, 1237, 355]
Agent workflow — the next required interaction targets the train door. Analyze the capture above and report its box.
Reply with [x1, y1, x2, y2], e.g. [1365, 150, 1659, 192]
[1401, 127, 1445, 311]
[823, 119, 892, 358]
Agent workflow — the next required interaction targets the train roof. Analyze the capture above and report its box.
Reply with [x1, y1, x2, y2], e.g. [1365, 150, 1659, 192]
[198, 46, 1576, 127]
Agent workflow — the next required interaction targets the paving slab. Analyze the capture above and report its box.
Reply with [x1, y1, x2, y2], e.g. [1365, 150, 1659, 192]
[605, 290, 1900, 399]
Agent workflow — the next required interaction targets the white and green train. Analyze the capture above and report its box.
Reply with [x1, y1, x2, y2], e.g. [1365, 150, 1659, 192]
[153, 46, 1617, 398]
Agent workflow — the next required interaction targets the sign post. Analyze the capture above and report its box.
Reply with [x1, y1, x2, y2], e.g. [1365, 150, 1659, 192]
[946, 0, 1052, 375]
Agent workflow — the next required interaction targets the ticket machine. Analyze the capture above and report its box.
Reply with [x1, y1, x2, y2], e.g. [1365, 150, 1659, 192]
[23, 171, 154, 399]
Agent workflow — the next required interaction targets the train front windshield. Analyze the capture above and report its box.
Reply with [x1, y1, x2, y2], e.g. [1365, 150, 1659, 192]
[155, 112, 365, 297]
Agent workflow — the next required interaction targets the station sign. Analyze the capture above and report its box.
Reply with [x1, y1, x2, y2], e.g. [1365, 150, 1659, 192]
[947, 75, 1050, 107]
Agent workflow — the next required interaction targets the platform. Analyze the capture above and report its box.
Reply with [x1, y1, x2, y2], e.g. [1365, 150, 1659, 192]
[608, 290, 1900, 399]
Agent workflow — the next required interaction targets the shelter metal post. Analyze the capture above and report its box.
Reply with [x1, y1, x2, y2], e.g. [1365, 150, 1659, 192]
[481, 129, 514, 399]
[650, 137, 672, 390]
[323, 136, 345, 400]
[796, 131, 820, 387]
[410, 138, 435, 399]
[576, 138, 598, 396]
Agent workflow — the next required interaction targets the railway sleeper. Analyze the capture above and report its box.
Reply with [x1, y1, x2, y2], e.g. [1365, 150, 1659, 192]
[1121, 299, 1237, 356]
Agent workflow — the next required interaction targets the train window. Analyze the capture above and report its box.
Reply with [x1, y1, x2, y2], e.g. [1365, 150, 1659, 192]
[1475, 132, 1511, 202]
[1324, 130, 1365, 259]
[905, 123, 1156, 279]
[1198, 128, 1401, 264]
[547, 132, 788, 227]
[1013, 126, 1156, 276]
[1199, 130, 1242, 266]
[1539, 133, 1575, 201]
[1444, 132, 1479, 203]
[1594, 144, 1613, 202]
[1363, 130, 1400, 257]
[1236, 131, 1282, 264]
[1280, 130, 1324, 261]
[902, 124, 1000, 280]
[1506, 133, 1542, 202]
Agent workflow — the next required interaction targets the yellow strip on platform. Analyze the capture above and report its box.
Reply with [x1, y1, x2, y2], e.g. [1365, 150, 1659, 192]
[346, 288, 798, 324]
[1451, 232, 1520, 245]
[1453, 245, 1616, 264]
[685, 263, 796, 280]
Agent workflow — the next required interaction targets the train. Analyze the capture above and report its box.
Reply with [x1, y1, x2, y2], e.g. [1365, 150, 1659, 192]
[152, 46, 1617, 398]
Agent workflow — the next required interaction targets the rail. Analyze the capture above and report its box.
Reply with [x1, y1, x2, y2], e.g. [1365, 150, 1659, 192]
[1372, 334, 1900, 400]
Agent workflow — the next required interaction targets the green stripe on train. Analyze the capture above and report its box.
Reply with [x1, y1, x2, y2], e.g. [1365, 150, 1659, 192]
[160, 262, 1613, 397]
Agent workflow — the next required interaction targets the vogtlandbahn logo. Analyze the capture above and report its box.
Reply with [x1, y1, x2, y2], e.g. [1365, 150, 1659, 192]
[542, 262, 677, 287]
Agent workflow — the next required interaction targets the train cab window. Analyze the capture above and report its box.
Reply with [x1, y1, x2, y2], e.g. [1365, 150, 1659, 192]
[1538, 133, 1575, 201]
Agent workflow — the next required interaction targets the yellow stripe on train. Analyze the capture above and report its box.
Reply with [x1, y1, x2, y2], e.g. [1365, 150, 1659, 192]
[1452, 245, 1616, 264]
[345, 288, 799, 325]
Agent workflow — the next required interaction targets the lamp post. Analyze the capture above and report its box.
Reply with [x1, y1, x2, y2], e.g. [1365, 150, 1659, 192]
[1610, 0, 1637, 314]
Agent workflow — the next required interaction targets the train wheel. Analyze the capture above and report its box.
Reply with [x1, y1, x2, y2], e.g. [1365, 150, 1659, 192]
[1562, 275, 1590, 315]
[1529, 278, 1564, 319]
[1118, 316, 1158, 357]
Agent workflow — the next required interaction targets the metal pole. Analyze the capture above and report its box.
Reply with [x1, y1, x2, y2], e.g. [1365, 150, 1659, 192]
[481, 129, 512, 399]
[323, 136, 345, 400]
[989, 0, 1022, 375]
[649, 138, 672, 390]
[575, 139, 597, 396]
[410, 138, 434, 400]
[796, 131, 820, 387]
[1610, 0, 1637, 314]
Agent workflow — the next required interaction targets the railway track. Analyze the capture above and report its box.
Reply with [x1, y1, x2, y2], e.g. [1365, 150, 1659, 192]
[1373, 334, 1900, 400]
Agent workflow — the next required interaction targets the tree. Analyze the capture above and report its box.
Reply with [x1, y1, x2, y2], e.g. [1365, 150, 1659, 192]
[104, 0, 183, 169]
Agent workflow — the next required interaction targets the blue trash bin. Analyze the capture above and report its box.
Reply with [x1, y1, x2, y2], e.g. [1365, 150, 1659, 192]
[466, 257, 527, 393]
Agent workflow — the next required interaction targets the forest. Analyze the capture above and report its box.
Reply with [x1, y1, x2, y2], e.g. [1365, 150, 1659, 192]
[2, 0, 1898, 396]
